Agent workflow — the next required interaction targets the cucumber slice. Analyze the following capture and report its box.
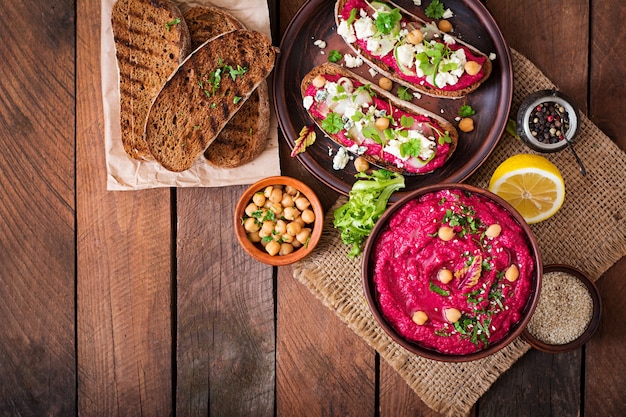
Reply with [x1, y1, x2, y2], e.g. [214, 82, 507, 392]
[394, 43, 417, 76]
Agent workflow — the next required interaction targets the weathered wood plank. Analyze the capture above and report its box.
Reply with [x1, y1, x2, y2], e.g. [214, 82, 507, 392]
[175, 187, 275, 417]
[276, 266, 376, 417]
[76, 0, 173, 414]
[0, 0, 76, 415]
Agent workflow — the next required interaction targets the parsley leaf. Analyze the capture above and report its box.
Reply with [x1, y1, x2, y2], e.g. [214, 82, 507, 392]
[397, 86, 413, 101]
[400, 138, 422, 158]
[429, 281, 450, 296]
[425, 0, 446, 19]
[375, 8, 402, 35]
[328, 50, 343, 63]
[321, 112, 344, 134]
[459, 104, 476, 118]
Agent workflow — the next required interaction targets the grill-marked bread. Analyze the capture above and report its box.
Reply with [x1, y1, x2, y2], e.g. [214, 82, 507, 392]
[183, 6, 271, 168]
[111, 0, 191, 160]
[144, 29, 277, 172]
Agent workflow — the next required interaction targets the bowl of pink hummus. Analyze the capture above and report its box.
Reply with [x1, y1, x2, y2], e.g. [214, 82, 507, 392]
[362, 183, 542, 362]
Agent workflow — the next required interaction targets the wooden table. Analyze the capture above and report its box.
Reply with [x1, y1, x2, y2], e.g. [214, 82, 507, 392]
[1, 0, 624, 415]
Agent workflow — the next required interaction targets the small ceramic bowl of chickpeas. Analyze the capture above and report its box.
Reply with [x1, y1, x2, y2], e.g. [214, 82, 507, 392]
[234, 176, 324, 266]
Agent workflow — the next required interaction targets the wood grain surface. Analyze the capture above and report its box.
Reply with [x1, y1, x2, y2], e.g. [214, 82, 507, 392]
[0, 0, 623, 416]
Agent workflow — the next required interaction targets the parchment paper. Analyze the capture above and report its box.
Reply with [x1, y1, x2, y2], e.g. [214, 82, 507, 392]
[101, 0, 280, 190]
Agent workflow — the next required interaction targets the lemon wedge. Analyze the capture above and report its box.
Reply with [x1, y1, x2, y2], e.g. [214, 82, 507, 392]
[488, 154, 565, 224]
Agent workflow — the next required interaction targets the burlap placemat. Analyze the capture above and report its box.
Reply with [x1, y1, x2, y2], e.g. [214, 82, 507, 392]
[292, 48, 626, 417]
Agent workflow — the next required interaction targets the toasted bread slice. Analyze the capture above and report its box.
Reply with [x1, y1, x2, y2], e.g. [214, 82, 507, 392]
[335, 0, 492, 99]
[144, 29, 277, 172]
[183, 6, 271, 168]
[111, 0, 191, 160]
[301, 63, 458, 175]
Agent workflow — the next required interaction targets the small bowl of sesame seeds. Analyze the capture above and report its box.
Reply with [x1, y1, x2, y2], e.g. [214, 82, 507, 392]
[516, 89, 580, 153]
[522, 264, 601, 353]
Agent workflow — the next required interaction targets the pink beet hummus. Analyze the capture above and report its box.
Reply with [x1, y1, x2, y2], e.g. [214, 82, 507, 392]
[371, 189, 535, 355]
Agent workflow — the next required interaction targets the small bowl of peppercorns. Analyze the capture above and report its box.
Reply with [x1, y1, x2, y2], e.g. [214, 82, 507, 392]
[516, 89, 580, 153]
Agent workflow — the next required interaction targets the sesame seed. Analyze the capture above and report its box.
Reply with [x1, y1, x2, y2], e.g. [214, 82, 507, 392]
[527, 271, 594, 345]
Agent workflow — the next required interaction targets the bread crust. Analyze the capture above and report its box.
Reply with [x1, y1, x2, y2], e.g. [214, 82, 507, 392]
[112, 0, 191, 160]
[144, 29, 276, 172]
[301, 63, 458, 175]
[183, 6, 271, 168]
[334, 0, 492, 99]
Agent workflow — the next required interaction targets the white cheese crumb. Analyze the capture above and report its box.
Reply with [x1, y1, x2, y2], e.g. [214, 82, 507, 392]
[302, 96, 313, 110]
[443, 8, 454, 19]
[344, 53, 364, 68]
[368, 67, 378, 77]
[333, 147, 350, 170]
[413, 92, 422, 100]
[313, 39, 326, 49]
[413, 0, 422, 5]
[489, 52, 497, 60]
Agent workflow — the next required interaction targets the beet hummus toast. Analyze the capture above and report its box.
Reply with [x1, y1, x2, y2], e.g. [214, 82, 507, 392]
[301, 63, 458, 175]
[335, 0, 492, 98]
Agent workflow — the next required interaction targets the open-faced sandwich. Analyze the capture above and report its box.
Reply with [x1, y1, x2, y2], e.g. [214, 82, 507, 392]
[301, 63, 458, 175]
[144, 29, 276, 172]
[335, 0, 492, 98]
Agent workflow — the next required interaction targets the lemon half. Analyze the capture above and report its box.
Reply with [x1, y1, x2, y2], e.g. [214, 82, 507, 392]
[488, 154, 565, 224]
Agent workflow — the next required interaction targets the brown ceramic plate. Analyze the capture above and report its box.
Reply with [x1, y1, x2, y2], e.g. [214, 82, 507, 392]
[274, 0, 513, 202]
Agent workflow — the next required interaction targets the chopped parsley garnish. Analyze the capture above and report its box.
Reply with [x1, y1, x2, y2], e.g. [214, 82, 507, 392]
[425, 0, 446, 19]
[399, 138, 422, 158]
[328, 50, 343, 63]
[165, 18, 181, 31]
[429, 281, 450, 297]
[415, 41, 453, 87]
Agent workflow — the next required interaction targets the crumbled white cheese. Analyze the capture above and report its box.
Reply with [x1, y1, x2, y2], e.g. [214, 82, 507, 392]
[368, 67, 378, 77]
[413, 92, 422, 100]
[337, 20, 356, 43]
[395, 43, 416, 69]
[413, 0, 422, 5]
[302, 96, 313, 110]
[443, 8, 454, 19]
[313, 39, 326, 49]
[353, 16, 376, 40]
[344, 54, 363, 68]
[489, 52, 497, 60]
[332, 146, 351, 170]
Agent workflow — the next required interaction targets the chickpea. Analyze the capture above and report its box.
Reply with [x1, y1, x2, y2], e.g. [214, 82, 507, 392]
[438, 226, 455, 241]
[252, 192, 266, 207]
[458, 117, 475, 133]
[437, 268, 453, 284]
[269, 187, 283, 203]
[444, 307, 462, 324]
[354, 156, 370, 172]
[275, 219, 287, 235]
[294, 216, 305, 227]
[312, 74, 326, 88]
[294, 196, 311, 211]
[265, 240, 281, 256]
[301, 209, 316, 224]
[291, 239, 302, 249]
[378, 76, 393, 91]
[464, 61, 482, 76]
[281, 194, 294, 208]
[438, 19, 453, 33]
[269, 202, 283, 216]
[282, 233, 294, 243]
[263, 186, 273, 198]
[244, 202, 258, 217]
[261, 220, 275, 235]
[243, 217, 260, 233]
[374, 117, 390, 131]
[247, 231, 261, 243]
[296, 228, 312, 245]
[406, 29, 424, 45]
[505, 264, 520, 282]
[412, 311, 428, 325]
[279, 243, 295, 256]
[283, 206, 300, 221]
[285, 185, 298, 196]
[485, 223, 502, 238]
[286, 221, 302, 236]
